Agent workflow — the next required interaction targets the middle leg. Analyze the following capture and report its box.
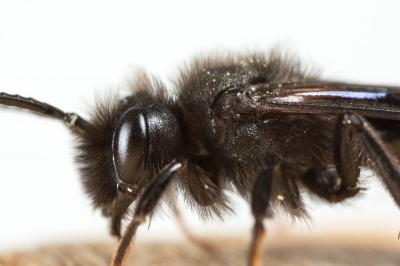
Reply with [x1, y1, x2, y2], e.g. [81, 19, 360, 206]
[248, 163, 276, 266]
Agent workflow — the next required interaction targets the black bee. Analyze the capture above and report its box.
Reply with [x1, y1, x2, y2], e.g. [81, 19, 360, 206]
[2, 51, 400, 266]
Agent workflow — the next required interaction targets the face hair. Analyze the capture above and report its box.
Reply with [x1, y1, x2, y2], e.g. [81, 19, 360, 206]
[1, 51, 400, 266]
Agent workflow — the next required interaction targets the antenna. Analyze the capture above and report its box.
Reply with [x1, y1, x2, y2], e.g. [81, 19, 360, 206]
[0, 92, 87, 132]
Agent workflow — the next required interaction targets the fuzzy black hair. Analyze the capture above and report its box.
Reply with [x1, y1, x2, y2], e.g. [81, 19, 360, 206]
[74, 94, 124, 208]
[173, 51, 321, 219]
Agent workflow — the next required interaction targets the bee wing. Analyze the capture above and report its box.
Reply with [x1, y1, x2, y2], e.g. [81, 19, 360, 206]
[212, 83, 400, 121]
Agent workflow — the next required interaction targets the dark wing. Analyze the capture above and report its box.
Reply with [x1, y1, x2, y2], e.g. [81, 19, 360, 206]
[212, 83, 400, 121]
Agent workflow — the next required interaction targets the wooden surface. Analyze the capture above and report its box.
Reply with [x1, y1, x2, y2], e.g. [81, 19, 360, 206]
[0, 234, 399, 266]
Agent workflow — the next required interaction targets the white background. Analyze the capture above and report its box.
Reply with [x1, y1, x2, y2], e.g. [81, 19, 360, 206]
[1, 0, 400, 252]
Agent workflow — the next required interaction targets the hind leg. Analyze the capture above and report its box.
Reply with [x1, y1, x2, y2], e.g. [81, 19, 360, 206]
[302, 167, 361, 203]
[302, 114, 365, 203]
[341, 114, 400, 206]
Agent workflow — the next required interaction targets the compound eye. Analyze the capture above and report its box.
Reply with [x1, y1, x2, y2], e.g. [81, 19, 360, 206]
[112, 108, 147, 186]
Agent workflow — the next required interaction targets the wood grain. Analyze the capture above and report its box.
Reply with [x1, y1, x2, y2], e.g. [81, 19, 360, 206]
[0, 234, 399, 266]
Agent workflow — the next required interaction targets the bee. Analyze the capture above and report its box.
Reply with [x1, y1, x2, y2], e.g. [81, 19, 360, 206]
[1, 51, 400, 266]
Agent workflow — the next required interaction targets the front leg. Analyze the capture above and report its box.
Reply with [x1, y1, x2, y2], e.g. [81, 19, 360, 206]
[248, 163, 276, 266]
[111, 160, 183, 266]
[171, 203, 220, 256]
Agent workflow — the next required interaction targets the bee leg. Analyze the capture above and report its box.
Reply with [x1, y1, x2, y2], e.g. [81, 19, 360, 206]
[343, 114, 400, 206]
[171, 203, 219, 254]
[172, 201, 230, 266]
[111, 160, 184, 266]
[300, 114, 367, 204]
[302, 167, 361, 203]
[333, 114, 362, 189]
[248, 163, 276, 266]
[109, 197, 133, 238]
[276, 168, 307, 216]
